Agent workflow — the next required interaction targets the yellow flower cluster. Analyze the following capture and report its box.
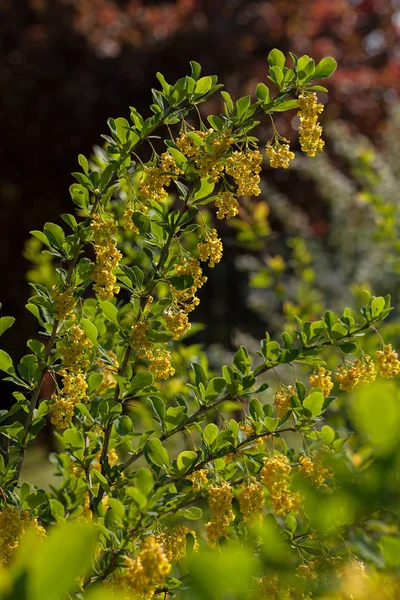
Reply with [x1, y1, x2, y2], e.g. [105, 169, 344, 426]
[176, 130, 205, 158]
[214, 191, 239, 219]
[130, 321, 175, 380]
[53, 288, 76, 320]
[91, 214, 122, 300]
[176, 129, 232, 184]
[239, 423, 264, 447]
[297, 92, 325, 157]
[239, 481, 265, 525]
[118, 536, 171, 599]
[60, 325, 93, 373]
[155, 526, 198, 563]
[198, 229, 223, 268]
[171, 257, 207, 313]
[187, 468, 208, 491]
[123, 206, 139, 234]
[274, 385, 295, 419]
[139, 152, 182, 203]
[206, 482, 235, 546]
[336, 357, 376, 392]
[164, 309, 191, 340]
[225, 150, 262, 196]
[266, 139, 295, 169]
[309, 367, 334, 397]
[51, 325, 92, 428]
[298, 455, 330, 489]
[260, 454, 301, 515]
[376, 344, 400, 378]
[0, 507, 45, 564]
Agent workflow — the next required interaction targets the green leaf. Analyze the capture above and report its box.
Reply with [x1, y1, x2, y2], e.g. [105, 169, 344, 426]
[272, 99, 299, 112]
[194, 178, 215, 201]
[129, 371, 153, 395]
[268, 49, 286, 70]
[0, 349, 15, 375]
[144, 438, 170, 469]
[78, 154, 89, 175]
[49, 498, 65, 521]
[99, 301, 119, 325]
[179, 506, 203, 520]
[69, 184, 89, 209]
[80, 318, 98, 345]
[0, 316, 15, 338]
[195, 76, 213, 95]
[264, 417, 279, 432]
[43, 222, 65, 248]
[313, 57, 337, 79]
[269, 66, 283, 87]
[177, 450, 198, 473]
[203, 423, 219, 446]
[256, 83, 271, 103]
[381, 536, 400, 568]
[28, 522, 98, 600]
[303, 392, 324, 418]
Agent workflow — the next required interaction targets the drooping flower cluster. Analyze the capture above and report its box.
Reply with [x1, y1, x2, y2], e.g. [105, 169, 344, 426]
[309, 367, 334, 397]
[139, 151, 182, 203]
[266, 139, 295, 169]
[239, 481, 265, 525]
[206, 482, 235, 546]
[155, 526, 198, 563]
[198, 229, 223, 268]
[53, 288, 76, 320]
[376, 344, 400, 378]
[298, 455, 331, 489]
[260, 454, 301, 515]
[0, 507, 45, 564]
[214, 191, 239, 219]
[117, 536, 171, 599]
[50, 325, 93, 428]
[163, 309, 191, 340]
[170, 257, 207, 313]
[176, 129, 233, 183]
[297, 92, 325, 157]
[187, 468, 208, 491]
[123, 206, 139, 234]
[336, 357, 376, 392]
[274, 385, 296, 418]
[130, 320, 175, 380]
[225, 150, 263, 196]
[91, 214, 122, 300]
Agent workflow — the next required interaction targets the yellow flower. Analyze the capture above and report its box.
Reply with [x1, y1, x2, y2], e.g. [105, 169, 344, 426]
[164, 309, 191, 340]
[91, 214, 122, 300]
[155, 526, 198, 563]
[376, 344, 400, 378]
[225, 149, 262, 197]
[206, 482, 235, 546]
[117, 536, 171, 599]
[170, 257, 207, 313]
[59, 324, 93, 373]
[266, 138, 295, 169]
[239, 481, 265, 525]
[336, 357, 376, 392]
[297, 92, 325, 157]
[139, 151, 182, 203]
[148, 347, 175, 380]
[274, 386, 295, 418]
[0, 507, 45, 564]
[309, 367, 334, 397]
[198, 229, 223, 268]
[260, 454, 301, 515]
[298, 455, 331, 489]
[187, 468, 208, 491]
[130, 321, 175, 380]
[214, 191, 239, 219]
[53, 288, 76, 320]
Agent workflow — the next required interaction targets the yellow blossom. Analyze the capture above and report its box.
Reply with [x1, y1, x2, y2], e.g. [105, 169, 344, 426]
[376, 344, 400, 378]
[53, 288, 76, 320]
[336, 357, 376, 392]
[139, 151, 182, 203]
[298, 455, 331, 489]
[198, 229, 223, 268]
[91, 214, 122, 300]
[266, 138, 295, 169]
[155, 526, 198, 563]
[170, 257, 207, 313]
[309, 367, 334, 397]
[130, 321, 175, 380]
[206, 482, 235, 546]
[59, 324, 93, 373]
[0, 507, 45, 564]
[214, 191, 239, 219]
[239, 481, 265, 525]
[297, 92, 325, 157]
[260, 454, 301, 515]
[123, 207, 139, 233]
[225, 149, 262, 196]
[164, 309, 191, 340]
[117, 536, 171, 599]
[148, 347, 175, 380]
[274, 386, 296, 419]
[187, 468, 208, 491]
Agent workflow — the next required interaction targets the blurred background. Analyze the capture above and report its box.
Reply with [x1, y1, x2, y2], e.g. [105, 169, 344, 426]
[2, 0, 400, 397]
